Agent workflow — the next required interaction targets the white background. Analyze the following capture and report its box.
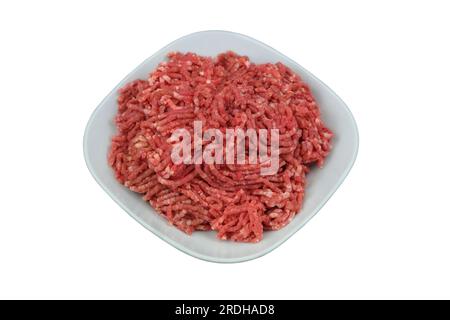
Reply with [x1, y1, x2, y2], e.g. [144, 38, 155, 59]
[1, 0, 449, 300]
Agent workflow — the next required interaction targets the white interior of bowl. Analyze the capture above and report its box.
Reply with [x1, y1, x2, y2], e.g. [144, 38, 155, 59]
[83, 30, 359, 263]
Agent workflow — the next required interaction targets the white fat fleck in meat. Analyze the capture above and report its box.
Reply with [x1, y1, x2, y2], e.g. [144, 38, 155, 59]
[260, 189, 273, 197]
[173, 91, 183, 100]
[162, 166, 174, 178]
[161, 75, 171, 83]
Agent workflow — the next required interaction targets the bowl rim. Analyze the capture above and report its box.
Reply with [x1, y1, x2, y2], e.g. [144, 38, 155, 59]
[83, 29, 359, 263]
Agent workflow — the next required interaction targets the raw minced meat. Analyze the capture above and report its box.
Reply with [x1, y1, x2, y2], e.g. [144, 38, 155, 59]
[108, 51, 333, 242]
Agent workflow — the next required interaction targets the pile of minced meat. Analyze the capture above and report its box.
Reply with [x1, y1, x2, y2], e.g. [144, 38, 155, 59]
[109, 52, 333, 242]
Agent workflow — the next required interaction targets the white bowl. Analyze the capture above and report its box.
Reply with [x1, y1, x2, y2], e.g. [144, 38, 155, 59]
[83, 30, 359, 263]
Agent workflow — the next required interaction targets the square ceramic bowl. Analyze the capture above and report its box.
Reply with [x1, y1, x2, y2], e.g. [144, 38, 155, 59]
[84, 30, 359, 263]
